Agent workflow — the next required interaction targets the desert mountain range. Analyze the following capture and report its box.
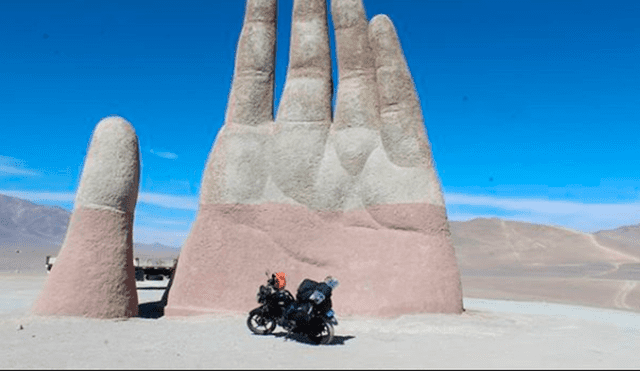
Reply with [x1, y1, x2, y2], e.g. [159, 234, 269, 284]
[3, 193, 639, 311]
[0, 194, 178, 272]
[1, 193, 638, 272]
[453, 217, 640, 271]
[0, 194, 68, 247]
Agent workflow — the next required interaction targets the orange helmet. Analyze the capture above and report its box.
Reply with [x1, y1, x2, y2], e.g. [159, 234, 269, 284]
[274, 272, 286, 290]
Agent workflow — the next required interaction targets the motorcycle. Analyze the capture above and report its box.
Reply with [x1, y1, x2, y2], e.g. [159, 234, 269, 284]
[247, 272, 339, 345]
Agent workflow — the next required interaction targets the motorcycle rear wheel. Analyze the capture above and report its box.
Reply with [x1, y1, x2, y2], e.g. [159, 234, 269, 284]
[247, 309, 276, 335]
[309, 319, 334, 345]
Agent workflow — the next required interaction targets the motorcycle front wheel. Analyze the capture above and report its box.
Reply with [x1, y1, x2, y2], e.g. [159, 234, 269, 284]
[247, 308, 276, 335]
[309, 318, 334, 345]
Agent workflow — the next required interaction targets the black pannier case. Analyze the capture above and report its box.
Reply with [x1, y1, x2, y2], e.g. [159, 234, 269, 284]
[296, 279, 332, 303]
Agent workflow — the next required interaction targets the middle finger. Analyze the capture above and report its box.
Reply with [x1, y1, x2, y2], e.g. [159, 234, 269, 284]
[332, 0, 379, 130]
[277, 0, 333, 123]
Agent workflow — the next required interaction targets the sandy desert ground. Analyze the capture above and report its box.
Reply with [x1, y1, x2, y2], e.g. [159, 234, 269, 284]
[1, 272, 639, 369]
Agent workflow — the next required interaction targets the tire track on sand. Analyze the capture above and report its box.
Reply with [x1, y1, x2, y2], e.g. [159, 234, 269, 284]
[613, 280, 637, 310]
[587, 234, 640, 263]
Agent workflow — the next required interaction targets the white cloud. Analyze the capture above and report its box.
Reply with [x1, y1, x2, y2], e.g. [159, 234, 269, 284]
[0, 190, 75, 203]
[0, 156, 40, 176]
[445, 193, 640, 232]
[143, 218, 191, 226]
[0, 190, 199, 210]
[2, 188, 637, 233]
[137, 192, 199, 210]
[445, 193, 640, 216]
[149, 149, 178, 160]
[446, 213, 500, 222]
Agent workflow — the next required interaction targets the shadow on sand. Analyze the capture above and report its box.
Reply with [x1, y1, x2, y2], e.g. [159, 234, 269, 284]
[137, 270, 174, 319]
[138, 300, 165, 319]
[265, 331, 355, 346]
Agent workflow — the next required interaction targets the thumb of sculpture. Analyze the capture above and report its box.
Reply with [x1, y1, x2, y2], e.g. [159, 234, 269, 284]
[33, 116, 140, 318]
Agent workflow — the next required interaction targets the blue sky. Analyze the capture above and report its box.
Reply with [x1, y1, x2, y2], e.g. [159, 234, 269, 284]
[1, 0, 639, 247]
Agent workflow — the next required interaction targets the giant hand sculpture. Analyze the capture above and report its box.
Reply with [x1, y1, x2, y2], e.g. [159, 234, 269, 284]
[166, 0, 463, 317]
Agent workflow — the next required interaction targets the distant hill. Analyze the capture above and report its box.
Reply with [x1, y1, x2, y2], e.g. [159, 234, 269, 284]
[449, 217, 640, 311]
[4, 192, 639, 310]
[2, 192, 638, 277]
[449, 218, 640, 272]
[134, 242, 180, 262]
[0, 194, 179, 272]
[594, 224, 640, 256]
[0, 194, 69, 247]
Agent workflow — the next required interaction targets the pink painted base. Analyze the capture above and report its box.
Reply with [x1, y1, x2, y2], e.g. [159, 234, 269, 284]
[32, 207, 138, 318]
[165, 203, 463, 317]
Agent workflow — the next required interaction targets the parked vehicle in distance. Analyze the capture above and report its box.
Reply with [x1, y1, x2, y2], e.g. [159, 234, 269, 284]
[45, 255, 178, 281]
[134, 257, 178, 281]
[45, 255, 56, 273]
